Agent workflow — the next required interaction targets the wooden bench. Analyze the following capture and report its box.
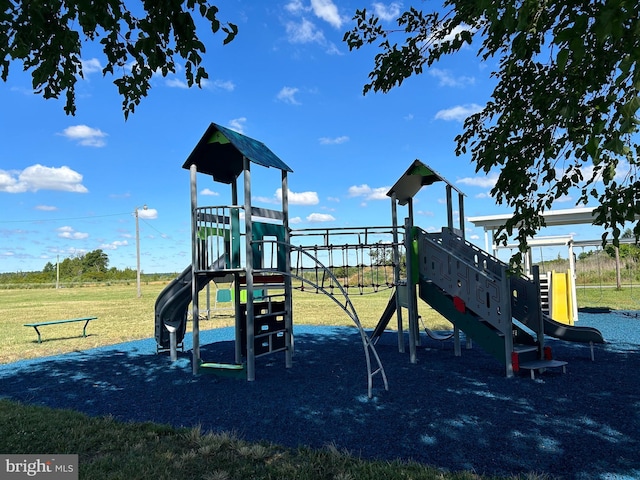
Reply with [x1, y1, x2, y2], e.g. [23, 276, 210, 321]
[24, 317, 98, 344]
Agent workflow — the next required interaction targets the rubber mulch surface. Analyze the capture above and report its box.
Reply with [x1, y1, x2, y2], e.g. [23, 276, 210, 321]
[1, 311, 639, 479]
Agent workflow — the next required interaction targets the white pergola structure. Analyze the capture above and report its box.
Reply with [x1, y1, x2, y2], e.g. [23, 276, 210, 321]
[468, 207, 599, 255]
[469, 207, 602, 323]
[468, 205, 639, 257]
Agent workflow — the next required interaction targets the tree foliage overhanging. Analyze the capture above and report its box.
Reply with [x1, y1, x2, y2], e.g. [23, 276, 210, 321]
[344, 0, 640, 268]
[1, 0, 237, 117]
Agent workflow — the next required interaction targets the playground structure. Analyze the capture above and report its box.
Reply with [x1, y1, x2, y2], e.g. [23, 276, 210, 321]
[155, 123, 605, 396]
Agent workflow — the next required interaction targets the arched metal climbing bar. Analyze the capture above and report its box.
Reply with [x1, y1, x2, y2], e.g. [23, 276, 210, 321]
[255, 240, 389, 398]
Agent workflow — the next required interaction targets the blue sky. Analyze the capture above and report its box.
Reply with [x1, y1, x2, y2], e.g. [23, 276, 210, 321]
[0, 1, 614, 274]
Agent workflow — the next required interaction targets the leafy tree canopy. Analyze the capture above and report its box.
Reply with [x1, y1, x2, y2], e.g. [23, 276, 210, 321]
[344, 1, 640, 267]
[83, 248, 109, 272]
[1, 0, 238, 117]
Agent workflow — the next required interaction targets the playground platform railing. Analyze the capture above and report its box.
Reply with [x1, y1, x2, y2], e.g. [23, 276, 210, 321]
[195, 205, 243, 272]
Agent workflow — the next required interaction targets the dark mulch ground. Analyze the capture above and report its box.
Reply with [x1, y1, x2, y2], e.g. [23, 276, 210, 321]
[1, 311, 639, 479]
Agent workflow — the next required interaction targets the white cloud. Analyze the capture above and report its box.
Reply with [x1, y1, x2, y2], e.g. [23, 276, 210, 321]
[0, 170, 21, 193]
[109, 192, 131, 199]
[434, 103, 483, 122]
[283, 1, 344, 53]
[319, 135, 349, 145]
[57, 226, 89, 240]
[81, 58, 102, 75]
[324, 43, 343, 55]
[310, 0, 344, 28]
[457, 173, 499, 189]
[575, 161, 632, 185]
[348, 185, 371, 197]
[59, 125, 108, 147]
[210, 79, 235, 91]
[99, 240, 129, 250]
[276, 188, 319, 205]
[285, 0, 305, 14]
[254, 195, 277, 204]
[290, 216, 303, 224]
[10, 85, 34, 95]
[228, 117, 247, 134]
[201, 188, 220, 196]
[307, 212, 335, 222]
[277, 86, 301, 105]
[286, 18, 325, 44]
[137, 208, 158, 220]
[0, 165, 88, 193]
[372, 2, 402, 21]
[166, 78, 188, 89]
[167, 77, 235, 92]
[348, 184, 389, 200]
[417, 210, 435, 217]
[429, 68, 475, 87]
[439, 24, 475, 45]
[35, 205, 58, 211]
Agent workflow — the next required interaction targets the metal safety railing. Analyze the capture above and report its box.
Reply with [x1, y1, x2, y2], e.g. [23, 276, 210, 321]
[194, 205, 243, 273]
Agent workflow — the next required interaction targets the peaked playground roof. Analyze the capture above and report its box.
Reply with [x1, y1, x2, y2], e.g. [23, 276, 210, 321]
[387, 159, 464, 206]
[182, 123, 293, 184]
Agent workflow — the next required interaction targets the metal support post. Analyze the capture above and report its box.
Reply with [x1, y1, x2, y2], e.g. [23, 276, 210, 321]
[405, 213, 417, 364]
[390, 193, 405, 353]
[190, 164, 200, 374]
[282, 170, 294, 368]
[243, 156, 255, 381]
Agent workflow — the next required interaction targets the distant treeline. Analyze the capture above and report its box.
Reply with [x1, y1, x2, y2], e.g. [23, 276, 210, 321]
[0, 249, 176, 286]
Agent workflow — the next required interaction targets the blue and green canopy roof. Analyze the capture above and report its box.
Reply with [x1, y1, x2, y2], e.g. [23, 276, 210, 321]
[183, 123, 293, 184]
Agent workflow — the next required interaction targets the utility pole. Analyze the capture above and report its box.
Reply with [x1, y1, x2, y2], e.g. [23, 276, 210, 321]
[136, 205, 148, 298]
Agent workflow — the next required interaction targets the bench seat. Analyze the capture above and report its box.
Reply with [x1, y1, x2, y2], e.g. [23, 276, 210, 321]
[24, 317, 98, 343]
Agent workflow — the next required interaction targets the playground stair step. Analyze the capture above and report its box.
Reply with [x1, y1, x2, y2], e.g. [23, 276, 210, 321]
[518, 359, 568, 379]
[513, 344, 537, 353]
[239, 273, 286, 287]
[539, 276, 550, 314]
[512, 343, 539, 364]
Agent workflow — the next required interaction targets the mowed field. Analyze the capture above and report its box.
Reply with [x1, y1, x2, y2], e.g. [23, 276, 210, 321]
[3, 280, 635, 364]
[1, 282, 454, 364]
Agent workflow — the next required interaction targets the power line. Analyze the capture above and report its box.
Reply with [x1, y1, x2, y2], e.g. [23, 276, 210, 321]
[139, 217, 172, 240]
[0, 212, 131, 224]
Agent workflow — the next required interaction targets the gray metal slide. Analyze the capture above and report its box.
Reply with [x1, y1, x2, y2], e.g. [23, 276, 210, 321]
[155, 256, 228, 351]
[543, 314, 605, 344]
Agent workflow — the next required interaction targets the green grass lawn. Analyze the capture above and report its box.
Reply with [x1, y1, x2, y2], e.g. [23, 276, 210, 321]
[1, 282, 452, 364]
[1, 282, 633, 479]
[0, 399, 484, 480]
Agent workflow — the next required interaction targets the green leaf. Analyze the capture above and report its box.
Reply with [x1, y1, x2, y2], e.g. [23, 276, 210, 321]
[556, 48, 569, 71]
